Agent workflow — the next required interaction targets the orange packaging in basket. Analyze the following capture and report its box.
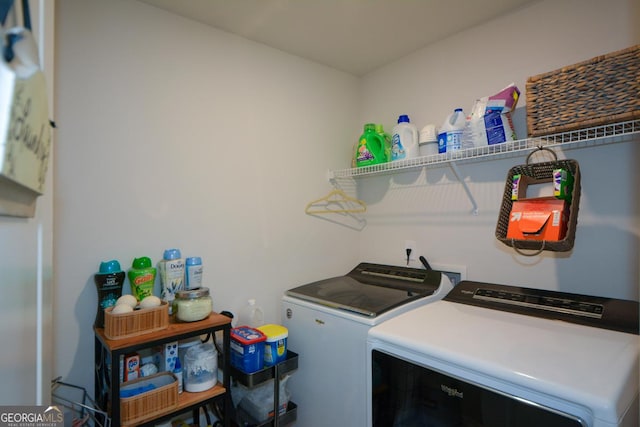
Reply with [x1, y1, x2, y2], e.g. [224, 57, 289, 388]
[123, 353, 141, 382]
[506, 197, 568, 241]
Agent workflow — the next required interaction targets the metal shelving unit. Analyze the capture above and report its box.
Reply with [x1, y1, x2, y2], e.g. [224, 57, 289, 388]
[231, 351, 299, 427]
[327, 120, 639, 215]
[94, 314, 232, 427]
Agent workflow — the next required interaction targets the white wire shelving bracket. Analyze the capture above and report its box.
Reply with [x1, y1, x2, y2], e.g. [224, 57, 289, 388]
[327, 119, 640, 214]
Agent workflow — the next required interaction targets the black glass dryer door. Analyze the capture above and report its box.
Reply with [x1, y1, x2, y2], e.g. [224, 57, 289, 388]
[372, 350, 584, 427]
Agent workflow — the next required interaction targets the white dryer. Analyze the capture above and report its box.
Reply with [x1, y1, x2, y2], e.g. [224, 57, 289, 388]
[367, 280, 639, 427]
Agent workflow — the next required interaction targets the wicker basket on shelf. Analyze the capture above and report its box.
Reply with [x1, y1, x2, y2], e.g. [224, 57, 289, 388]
[104, 301, 169, 340]
[119, 372, 178, 425]
[526, 45, 640, 137]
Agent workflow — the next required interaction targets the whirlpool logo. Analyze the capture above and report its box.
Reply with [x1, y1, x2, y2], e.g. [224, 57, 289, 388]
[441, 384, 464, 399]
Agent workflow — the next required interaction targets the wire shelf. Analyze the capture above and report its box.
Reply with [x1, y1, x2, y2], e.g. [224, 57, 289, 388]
[329, 119, 640, 179]
[51, 377, 111, 427]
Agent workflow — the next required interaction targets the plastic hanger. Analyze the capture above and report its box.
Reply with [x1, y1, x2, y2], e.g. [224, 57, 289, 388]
[305, 189, 367, 214]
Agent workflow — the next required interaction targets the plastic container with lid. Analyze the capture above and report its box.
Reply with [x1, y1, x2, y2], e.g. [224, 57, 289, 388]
[178, 337, 202, 366]
[230, 326, 267, 373]
[174, 287, 212, 322]
[419, 124, 439, 157]
[184, 343, 217, 392]
[257, 324, 288, 367]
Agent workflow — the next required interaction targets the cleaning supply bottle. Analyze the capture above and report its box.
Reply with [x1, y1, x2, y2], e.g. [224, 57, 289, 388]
[355, 123, 387, 167]
[391, 115, 419, 161]
[158, 248, 185, 315]
[94, 260, 126, 328]
[174, 357, 183, 394]
[375, 123, 392, 162]
[239, 299, 264, 328]
[438, 108, 466, 153]
[128, 256, 157, 302]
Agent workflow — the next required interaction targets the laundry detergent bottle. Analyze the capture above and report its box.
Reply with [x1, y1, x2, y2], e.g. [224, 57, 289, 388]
[94, 260, 125, 328]
[375, 123, 392, 162]
[391, 115, 419, 161]
[128, 256, 157, 302]
[355, 123, 387, 167]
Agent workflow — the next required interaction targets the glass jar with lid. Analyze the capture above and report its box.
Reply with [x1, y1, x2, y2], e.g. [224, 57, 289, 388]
[174, 287, 212, 322]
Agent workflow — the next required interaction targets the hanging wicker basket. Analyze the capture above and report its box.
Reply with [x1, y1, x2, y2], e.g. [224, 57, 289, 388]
[495, 148, 581, 254]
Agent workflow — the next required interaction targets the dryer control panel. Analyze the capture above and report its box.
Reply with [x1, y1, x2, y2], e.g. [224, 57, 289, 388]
[445, 280, 639, 335]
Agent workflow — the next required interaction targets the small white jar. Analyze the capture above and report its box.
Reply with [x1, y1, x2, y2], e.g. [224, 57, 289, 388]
[174, 287, 212, 322]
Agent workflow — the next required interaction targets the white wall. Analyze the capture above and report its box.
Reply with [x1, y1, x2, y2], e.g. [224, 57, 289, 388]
[358, 0, 640, 299]
[54, 0, 360, 391]
[0, 0, 54, 405]
[54, 0, 639, 397]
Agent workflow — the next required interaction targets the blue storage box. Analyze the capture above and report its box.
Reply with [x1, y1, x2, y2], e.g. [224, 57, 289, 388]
[231, 326, 267, 373]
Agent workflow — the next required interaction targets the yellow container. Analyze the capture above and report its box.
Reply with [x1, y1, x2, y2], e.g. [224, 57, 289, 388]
[257, 324, 288, 366]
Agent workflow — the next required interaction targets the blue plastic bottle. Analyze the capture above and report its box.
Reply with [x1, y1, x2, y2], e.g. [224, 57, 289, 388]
[185, 257, 203, 290]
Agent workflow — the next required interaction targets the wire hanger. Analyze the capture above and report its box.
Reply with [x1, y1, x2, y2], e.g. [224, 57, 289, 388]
[305, 188, 367, 214]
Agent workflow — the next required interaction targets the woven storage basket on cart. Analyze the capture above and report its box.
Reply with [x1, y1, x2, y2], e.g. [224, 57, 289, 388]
[495, 148, 581, 255]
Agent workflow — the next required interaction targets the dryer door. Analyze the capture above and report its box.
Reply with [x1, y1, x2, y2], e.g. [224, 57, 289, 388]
[371, 349, 585, 427]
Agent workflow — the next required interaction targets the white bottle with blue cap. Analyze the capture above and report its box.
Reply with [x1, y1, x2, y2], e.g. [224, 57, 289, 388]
[391, 114, 419, 161]
[438, 108, 466, 153]
[185, 257, 203, 290]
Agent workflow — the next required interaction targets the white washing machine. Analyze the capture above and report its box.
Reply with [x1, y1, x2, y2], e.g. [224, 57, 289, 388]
[367, 280, 639, 427]
[281, 262, 453, 427]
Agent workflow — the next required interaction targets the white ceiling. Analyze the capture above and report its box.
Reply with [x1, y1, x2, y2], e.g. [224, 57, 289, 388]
[136, 0, 538, 76]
